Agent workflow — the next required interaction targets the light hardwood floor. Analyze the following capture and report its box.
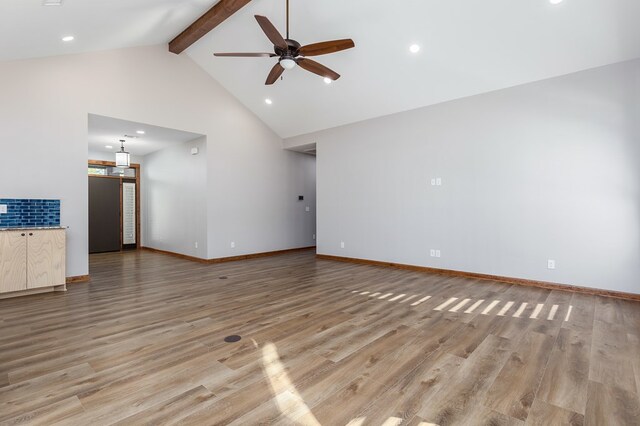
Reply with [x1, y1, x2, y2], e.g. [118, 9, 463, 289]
[1, 249, 639, 425]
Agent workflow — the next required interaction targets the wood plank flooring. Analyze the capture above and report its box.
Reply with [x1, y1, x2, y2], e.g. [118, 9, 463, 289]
[1, 250, 639, 425]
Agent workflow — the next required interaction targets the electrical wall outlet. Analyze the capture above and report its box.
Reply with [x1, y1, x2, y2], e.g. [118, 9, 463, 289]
[430, 178, 436, 186]
[231, 241, 235, 248]
[340, 241, 345, 249]
[305, 206, 310, 212]
[547, 259, 556, 270]
[430, 249, 436, 257]
[194, 242, 198, 249]
[0, 204, 7, 214]
[435, 250, 441, 258]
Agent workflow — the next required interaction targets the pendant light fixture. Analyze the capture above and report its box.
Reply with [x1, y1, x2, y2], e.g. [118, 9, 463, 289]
[115, 139, 130, 168]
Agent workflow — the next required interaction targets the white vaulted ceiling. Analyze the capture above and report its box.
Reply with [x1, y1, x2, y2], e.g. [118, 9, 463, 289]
[0, 0, 214, 61]
[88, 114, 203, 157]
[2, 0, 640, 138]
[186, 0, 640, 137]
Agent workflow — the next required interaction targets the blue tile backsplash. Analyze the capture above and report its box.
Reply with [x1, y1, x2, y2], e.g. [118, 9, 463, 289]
[0, 199, 61, 228]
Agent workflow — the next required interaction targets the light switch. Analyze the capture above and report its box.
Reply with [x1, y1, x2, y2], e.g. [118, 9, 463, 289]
[0, 204, 7, 214]
[305, 206, 310, 212]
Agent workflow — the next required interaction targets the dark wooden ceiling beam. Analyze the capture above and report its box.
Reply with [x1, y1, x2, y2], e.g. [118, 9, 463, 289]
[169, 0, 253, 55]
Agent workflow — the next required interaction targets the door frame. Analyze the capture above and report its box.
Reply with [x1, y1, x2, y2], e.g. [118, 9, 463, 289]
[88, 160, 141, 250]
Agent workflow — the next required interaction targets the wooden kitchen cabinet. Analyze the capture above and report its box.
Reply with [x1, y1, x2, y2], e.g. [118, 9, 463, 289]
[26, 230, 66, 289]
[0, 230, 28, 293]
[0, 228, 66, 297]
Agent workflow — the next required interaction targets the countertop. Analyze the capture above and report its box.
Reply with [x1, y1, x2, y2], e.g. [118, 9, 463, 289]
[0, 226, 67, 231]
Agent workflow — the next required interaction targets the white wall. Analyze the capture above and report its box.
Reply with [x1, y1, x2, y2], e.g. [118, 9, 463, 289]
[207, 130, 317, 259]
[0, 45, 315, 277]
[286, 59, 640, 294]
[141, 137, 208, 258]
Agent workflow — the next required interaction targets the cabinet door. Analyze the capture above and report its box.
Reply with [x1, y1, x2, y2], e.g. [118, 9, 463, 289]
[0, 231, 28, 293]
[27, 230, 66, 289]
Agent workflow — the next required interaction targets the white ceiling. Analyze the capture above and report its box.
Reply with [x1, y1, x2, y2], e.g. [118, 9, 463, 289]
[0, 0, 213, 61]
[88, 114, 203, 156]
[2, 1, 640, 138]
[187, 0, 640, 137]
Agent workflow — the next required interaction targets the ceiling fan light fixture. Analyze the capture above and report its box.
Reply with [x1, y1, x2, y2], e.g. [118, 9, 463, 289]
[324, 77, 333, 84]
[214, 1, 354, 85]
[280, 57, 297, 70]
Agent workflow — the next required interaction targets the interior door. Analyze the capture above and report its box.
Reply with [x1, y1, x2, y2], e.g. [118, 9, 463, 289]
[89, 176, 121, 253]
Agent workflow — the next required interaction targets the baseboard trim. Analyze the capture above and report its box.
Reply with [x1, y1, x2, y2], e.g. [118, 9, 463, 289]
[66, 275, 90, 284]
[142, 246, 317, 264]
[316, 254, 640, 302]
[141, 247, 210, 263]
[0, 285, 66, 300]
[206, 246, 317, 263]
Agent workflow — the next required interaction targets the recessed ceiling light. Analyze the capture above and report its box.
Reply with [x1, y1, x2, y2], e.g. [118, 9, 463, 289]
[265, 98, 273, 105]
[62, 35, 74, 42]
[136, 130, 145, 135]
[43, 0, 63, 6]
[105, 145, 113, 149]
[409, 44, 421, 53]
[324, 77, 333, 85]
[549, 0, 563, 4]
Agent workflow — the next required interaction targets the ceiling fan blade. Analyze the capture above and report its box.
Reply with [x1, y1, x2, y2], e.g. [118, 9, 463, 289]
[297, 58, 340, 81]
[266, 63, 285, 85]
[299, 39, 355, 57]
[255, 15, 287, 51]
[214, 52, 277, 57]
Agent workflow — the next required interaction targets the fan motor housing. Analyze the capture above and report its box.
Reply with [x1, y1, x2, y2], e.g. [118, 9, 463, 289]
[275, 39, 301, 57]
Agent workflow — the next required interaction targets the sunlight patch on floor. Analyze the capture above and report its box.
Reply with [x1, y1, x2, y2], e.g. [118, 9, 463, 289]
[348, 290, 574, 322]
[261, 342, 321, 425]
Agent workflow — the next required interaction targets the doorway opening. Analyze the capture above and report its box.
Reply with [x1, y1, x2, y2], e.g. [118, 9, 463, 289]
[285, 142, 317, 248]
[88, 161, 140, 253]
[87, 113, 207, 260]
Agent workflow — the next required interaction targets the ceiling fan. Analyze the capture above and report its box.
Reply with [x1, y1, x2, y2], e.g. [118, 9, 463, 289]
[214, 0, 355, 85]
